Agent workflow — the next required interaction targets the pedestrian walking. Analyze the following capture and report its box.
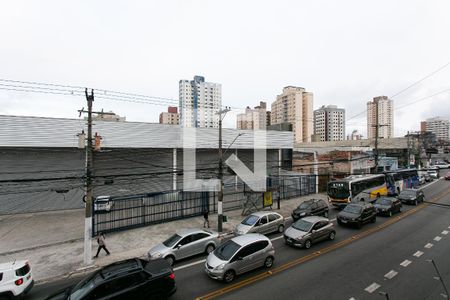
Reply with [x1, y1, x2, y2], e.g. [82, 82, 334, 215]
[93, 232, 110, 258]
[203, 209, 210, 228]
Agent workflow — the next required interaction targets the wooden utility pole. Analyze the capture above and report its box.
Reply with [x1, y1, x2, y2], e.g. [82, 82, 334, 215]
[217, 107, 230, 232]
[372, 99, 388, 173]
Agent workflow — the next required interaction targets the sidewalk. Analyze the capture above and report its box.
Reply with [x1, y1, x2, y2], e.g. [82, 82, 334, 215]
[0, 193, 327, 283]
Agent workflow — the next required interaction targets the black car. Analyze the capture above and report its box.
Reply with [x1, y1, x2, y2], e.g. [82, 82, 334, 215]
[337, 203, 376, 228]
[398, 189, 424, 205]
[291, 199, 329, 221]
[46, 258, 176, 300]
[373, 197, 402, 216]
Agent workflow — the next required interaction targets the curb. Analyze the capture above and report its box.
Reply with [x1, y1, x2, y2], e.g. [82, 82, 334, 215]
[0, 238, 83, 256]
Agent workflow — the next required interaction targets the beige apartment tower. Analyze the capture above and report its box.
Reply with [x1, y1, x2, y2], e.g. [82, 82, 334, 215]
[237, 101, 268, 130]
[367, 96, 394, 139]
[271, 86, 313, 143]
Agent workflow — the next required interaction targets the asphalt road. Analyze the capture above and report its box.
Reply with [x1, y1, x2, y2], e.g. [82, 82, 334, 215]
[26, 177, 450, 300]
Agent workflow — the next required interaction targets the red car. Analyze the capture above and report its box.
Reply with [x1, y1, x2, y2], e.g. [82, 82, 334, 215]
[445, 172, 450, 180]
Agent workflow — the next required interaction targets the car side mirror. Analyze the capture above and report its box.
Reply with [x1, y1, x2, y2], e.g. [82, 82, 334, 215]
[177, 244, 182, 249]
[312, 229, 317, 233]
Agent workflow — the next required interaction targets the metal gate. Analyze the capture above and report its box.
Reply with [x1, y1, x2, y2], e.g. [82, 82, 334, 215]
[93, 191, 210, 236]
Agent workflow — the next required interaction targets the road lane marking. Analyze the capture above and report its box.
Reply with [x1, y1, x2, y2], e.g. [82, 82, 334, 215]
[364, 282, 381, 293]
[425, 243, 434, 249]
[349, 298, 356, 300]
[384, 270, 398, 279]
[271, 236, 284, 242]
[400, 260, 412, 267]
[174, 259, 206, 271]
[330, 218, 337, 222]
[442, 230, 449, 235]
[196, 188, 450, 300]
[433, 236, 442, 242]
[413, 251, 424, 258]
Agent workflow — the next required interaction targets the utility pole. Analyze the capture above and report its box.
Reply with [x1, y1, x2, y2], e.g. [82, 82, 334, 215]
[407, 131, 411, 168]
[372, 99, 387, 173]
[217, 107, 230, 233]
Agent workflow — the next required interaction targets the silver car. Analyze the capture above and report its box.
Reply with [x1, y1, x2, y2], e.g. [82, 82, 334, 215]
[148, 228, 221, 265]
[284, 216, 335, 249]
[205, 233, 275, 283]
[234, 211, 285, 236]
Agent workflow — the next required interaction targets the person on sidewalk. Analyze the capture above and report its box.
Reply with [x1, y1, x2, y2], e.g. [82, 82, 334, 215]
[94, 232, 110, 258]
[203, 209, 210, 228]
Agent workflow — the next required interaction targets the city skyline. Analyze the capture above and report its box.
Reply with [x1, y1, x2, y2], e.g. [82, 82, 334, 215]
[1, 1, 450, 137]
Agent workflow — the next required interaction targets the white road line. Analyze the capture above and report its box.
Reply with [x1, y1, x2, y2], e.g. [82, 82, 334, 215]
[442, 230, 449, 235]
[413, 251, 424, 258]
[420, 178, 442, 190]
[434, 236, 442, 242]
[173, 259, 206, 271]
[400, 259, 412, 267]
[384, 270, 398, 279]
[425, 243, 434, 249]
[330, 218, 337, 222]
[364, 282, 381, 293]
[271, 235, 284, 242]
[349, 298, 356, 300]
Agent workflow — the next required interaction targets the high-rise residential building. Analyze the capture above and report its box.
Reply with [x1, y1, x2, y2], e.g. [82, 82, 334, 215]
[367, 96, 394, 139]
[236, 101, 268, 130]
[179, 75, 221, 128]
[347, 129, 363, 140]
[159, 106, 180, 125]
[422, 117, 449, 141]
[271, 86, 313, 143]
[313, 105, 345, 142]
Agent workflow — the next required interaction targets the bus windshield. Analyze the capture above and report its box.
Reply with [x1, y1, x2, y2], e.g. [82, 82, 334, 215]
[327, 182, 350, 199]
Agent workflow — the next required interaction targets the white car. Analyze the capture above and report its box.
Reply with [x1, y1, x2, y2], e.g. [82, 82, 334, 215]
[94, 195, 114, 212]
[0, 260, 34, 299]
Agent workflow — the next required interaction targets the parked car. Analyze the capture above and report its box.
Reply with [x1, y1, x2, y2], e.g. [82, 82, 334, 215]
[148, 228, 221, 266]
[434, 161, 449, 169]
[284, 216, 335, 249]
[234, 211, 285, 236]
[418, 175, 426, 185]
[0, 260, 33, 300]
[291, 199, 329, 221]
[94, 195, 114, 212]
[205, 233, 275, 283]
[46, 258, 176, 300]
[373, 196, 402, 216]
[337, 203, 376, 228]
[398, 189, 424, 205]
[445, 172, 450, 180]
[427, 169, 439, 180]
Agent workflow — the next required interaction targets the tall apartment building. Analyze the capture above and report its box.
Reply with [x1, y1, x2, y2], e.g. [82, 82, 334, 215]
[179, 75, 221, 128]
[367, 96, 394, 139]
[159, 106, 180, 125]
[236, 101, 267, 130]
[271, 86, 313, 143]
[422, 117, 449, 141]
[313, 105, 345, 141]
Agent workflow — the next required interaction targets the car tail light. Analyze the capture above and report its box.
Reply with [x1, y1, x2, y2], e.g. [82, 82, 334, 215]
[169, 273, 175, 280]
[15, 278, 24, 286]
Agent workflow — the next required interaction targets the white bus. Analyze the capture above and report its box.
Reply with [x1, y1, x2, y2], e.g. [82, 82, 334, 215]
[327, 174, 389, 208]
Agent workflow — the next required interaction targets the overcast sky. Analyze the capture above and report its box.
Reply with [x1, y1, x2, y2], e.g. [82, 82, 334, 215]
[1, 0, 449, 137]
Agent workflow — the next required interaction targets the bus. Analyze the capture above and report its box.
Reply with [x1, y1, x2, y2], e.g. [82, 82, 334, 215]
[384, 169, 419, 196]
[327, 174, 389, 208]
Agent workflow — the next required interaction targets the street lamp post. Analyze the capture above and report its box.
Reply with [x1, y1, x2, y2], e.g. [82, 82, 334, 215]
[217, 107, 231, 233]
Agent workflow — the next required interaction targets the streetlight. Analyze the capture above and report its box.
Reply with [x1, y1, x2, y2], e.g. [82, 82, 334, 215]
[426, 259, 449, 299]
[216, 107, 231, 232]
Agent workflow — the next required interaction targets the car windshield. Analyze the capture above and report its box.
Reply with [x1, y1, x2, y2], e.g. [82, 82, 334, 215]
[298, 202, 312, 209]
[70, 273, 101, 300]
[214, 240, 241, 261]
[400, 190, 416, 197]
[241, 215, 259, 226]
[343, 204, 362, 214]
[375, 198, 392, 206]
[163, 234, 182, 247]
[292, 219, 313, 232]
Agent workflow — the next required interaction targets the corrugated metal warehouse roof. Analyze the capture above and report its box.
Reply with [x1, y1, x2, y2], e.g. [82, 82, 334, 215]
[0, 115, 293, 149]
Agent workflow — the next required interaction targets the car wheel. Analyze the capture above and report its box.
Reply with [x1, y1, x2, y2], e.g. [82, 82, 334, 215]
[205, 244, 215, 254]
[388, 210, 392, 217]
[304, 239, 312, 249]
[278, 224, 285, 233]
[223, 270, 235, 283]
[324, 210, 329, 218]
[264, 256, 274, 268]
[329, 231, 336, 240]
[165, 255, 175, 266]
